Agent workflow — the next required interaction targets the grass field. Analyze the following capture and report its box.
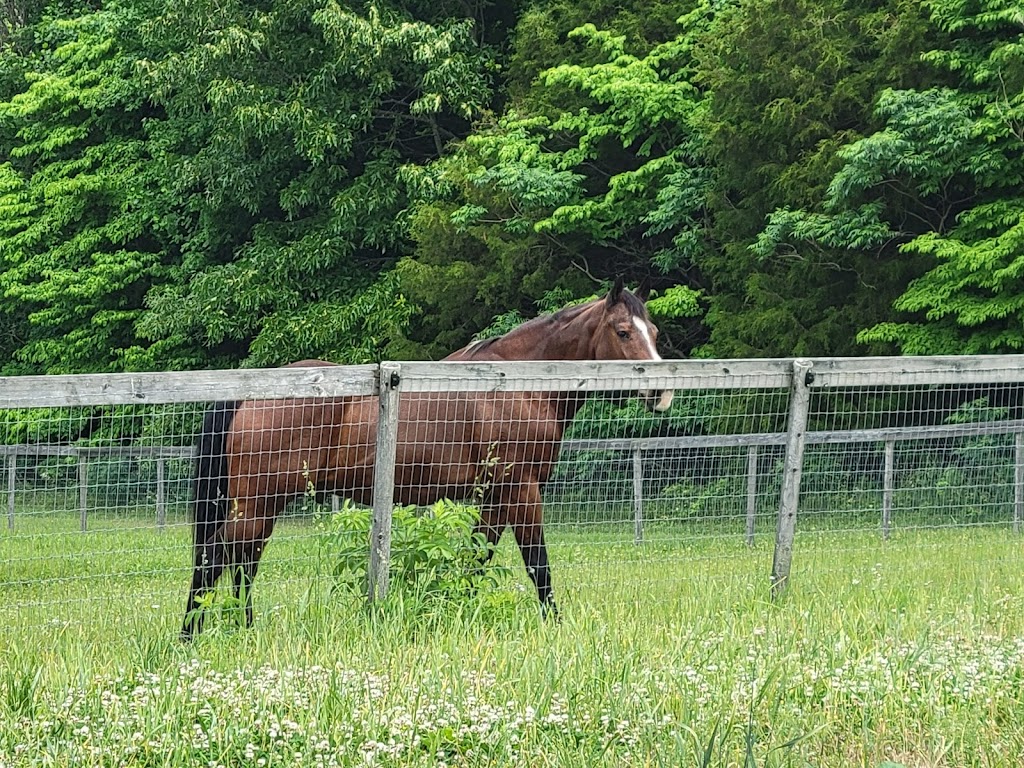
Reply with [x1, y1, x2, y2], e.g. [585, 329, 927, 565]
[2, 513, 1024, 767]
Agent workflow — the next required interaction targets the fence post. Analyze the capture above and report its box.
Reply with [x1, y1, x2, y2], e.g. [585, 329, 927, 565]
[369, 362, 402, 603]
[6, 454, 14, 530]
[78, 455, 88, 532]
[882, 440, 894, 540]
[156, 457, 166, 530]
[745, 445, 758, 546]
[632, 446, 644, 543]
[1011, 434, 1019, 536]
[771, 359, 813, 600]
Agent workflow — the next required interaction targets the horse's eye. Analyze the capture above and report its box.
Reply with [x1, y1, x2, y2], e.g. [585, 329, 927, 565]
[617, 330, 630, 339]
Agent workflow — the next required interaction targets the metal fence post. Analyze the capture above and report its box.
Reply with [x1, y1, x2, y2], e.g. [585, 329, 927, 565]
[1015, 432, 1023, 535]
[771, 359, 813, 600]
[6, 454, 14, 530]
[369, 362, 402, 603]
[745, 445, 758, 546]
[78, 455, 88, 532]
[156, 457, 166, 530]
[882, 440, 895, 540]
[632, 446, 644, 543]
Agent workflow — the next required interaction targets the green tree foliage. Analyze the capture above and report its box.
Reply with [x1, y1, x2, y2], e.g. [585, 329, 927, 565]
[507, 0, 686, 102]
[5, 0, 1024, 377]
[134, 0, 492, 368]
[0, 0, 52, 48]
[397, 15, 711, 359]
[696, 0, 941, 357]
[0, 0, 495, 372]
[756, 0, 1024, 354]
[0, 8, 162, 374]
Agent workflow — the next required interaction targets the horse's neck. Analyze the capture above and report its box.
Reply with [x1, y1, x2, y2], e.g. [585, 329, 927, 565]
[468, 313, 596, 361]
[452, 308, 597, 427]
[456, 311, 598, 428]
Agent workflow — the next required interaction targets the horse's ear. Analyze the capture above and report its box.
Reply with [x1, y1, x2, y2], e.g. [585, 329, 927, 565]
[635, 276, 651, 302]
[606, 275, 625, 307]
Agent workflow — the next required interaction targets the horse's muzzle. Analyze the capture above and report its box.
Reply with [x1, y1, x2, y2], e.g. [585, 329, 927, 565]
[646, 389, 674, 413]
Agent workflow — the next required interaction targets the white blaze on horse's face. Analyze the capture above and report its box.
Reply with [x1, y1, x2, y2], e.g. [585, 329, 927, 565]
[631, 315, 674, 412]
[632, 316, 660, 360]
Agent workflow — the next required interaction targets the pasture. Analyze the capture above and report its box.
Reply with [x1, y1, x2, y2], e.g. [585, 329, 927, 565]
[5, 356, 1024, 766]
[2, 512, 1024, 767]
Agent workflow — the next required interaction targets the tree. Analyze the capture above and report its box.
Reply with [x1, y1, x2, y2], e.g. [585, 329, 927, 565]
[133, 0, 493, 368]
[756, 0, 1024, 354]
[0, 7, 164, 374]
[398, 14, 712, 359]
[0, 0, 496, 372]
[506, 0, 687, 102]
[0, 0, 45, 45]
[695, 0, 942, 357]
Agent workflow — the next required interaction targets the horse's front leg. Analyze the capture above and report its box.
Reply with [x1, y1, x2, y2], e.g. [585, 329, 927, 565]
[464, 506, 504, 595]
[502, 482, 558, 617]
[472, 505, 504, 562]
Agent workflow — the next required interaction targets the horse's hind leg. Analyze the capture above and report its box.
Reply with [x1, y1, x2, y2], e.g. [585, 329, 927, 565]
[231, 547, 257, 629]
[232, 539, 268, 629]
[181, 538, 230, 640]
[223, 496, 278, 630]
[182, 399, 240, 641]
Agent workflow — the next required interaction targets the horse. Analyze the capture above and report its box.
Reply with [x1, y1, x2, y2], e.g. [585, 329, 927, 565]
[180, 279, 673, 639]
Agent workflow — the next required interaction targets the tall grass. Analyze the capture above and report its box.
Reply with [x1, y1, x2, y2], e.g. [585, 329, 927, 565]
[1, 519, 1024, 766]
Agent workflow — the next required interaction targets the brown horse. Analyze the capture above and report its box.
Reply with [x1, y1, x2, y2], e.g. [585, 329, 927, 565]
[181, 280, 673, 638]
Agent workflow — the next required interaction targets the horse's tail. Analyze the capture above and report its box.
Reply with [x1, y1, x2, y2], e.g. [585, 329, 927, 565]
[193, 400, 241, 549]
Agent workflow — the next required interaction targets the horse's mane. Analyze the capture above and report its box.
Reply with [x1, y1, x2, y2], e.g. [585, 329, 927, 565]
[468, 291, 647, 352]
[463, 336, 499, 354]
[460, 304, 587, 356]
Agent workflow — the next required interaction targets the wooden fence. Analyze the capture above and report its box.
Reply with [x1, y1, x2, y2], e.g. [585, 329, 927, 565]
[3, 355, 1024, 598]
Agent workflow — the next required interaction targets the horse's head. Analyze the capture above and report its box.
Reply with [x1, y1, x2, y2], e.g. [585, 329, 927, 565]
[452, 276, 675, 412]
[592, 278, 674, 413]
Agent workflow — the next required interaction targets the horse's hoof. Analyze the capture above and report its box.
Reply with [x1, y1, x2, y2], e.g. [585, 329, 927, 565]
[541, 601, 560, 623]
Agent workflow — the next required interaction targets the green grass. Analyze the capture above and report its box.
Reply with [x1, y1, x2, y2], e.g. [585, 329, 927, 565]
[2, 513, 1024, 767]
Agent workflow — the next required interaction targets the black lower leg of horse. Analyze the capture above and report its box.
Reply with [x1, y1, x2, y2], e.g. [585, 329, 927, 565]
[181, 539, 229, 641]
[514, 524, 557, 618]
[232, 543, 264, 629]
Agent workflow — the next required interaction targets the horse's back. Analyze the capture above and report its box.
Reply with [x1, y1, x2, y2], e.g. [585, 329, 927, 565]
[284, 358, 337, 368]
[226, 356, 565, 505]
[225, 359, 372, 503]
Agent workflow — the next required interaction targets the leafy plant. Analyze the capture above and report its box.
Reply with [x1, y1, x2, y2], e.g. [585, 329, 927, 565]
[321, 498, 510, 612]
[181, 581, 251, 636]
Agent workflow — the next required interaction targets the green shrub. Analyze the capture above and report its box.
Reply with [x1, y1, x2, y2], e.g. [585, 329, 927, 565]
[320, 498, 512, 612]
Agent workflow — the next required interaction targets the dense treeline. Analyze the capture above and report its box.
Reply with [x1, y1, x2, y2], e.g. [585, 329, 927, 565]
[0, 0, 1022, 375]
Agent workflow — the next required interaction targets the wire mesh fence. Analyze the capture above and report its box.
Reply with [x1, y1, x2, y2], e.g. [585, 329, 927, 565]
[2, 357, 1024, 636]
